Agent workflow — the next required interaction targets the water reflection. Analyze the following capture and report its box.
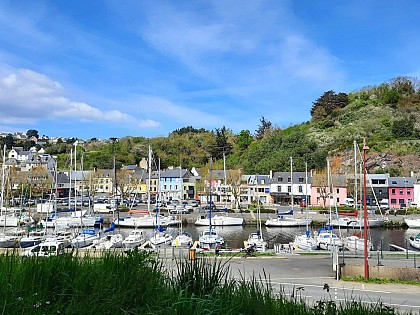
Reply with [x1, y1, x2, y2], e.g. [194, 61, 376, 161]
[114, 225, 417, 251]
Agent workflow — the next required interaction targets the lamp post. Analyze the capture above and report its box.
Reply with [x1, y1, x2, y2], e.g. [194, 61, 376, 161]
[363, 138, 370, 280]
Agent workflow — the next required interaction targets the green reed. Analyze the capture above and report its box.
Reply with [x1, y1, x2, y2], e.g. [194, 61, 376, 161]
[0, 250, 410, 315]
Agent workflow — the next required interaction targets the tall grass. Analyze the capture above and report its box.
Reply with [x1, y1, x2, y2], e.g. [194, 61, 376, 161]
[0, 250, 409, 314]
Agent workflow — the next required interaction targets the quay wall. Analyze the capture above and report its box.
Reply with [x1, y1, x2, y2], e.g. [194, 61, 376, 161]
[341, 264, 420, 281]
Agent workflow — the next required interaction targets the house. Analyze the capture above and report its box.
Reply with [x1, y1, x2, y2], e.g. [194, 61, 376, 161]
[366, 174, 390, 206]
[388, 177, 414, 209]
[240, 174, 271, 206]
[310, 174, 347, 207]
[159, 167, 194, 201]
[270, 171, 312, 206]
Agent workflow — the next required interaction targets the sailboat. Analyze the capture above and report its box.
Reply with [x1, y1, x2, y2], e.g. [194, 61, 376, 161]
[293, 163, 317, 251]
[149, 158, 173, 248]
[245, 175, 267, 252]
[265, 157, 312, 228]
[114, 146, 180, 229]
[343, 140, 373, 251]
[195, 153, 244, 226]
[172, 164, 193, 248]
[199, 157, 225, 250]
[315, 158, 343, 250]
[0, 145, 20, 248]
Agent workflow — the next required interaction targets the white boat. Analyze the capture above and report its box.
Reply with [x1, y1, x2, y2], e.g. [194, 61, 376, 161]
[195, 214, 244, 226]
[330, 217, 384, 228]
[344, 235, 372, 251]
[0, 233, 18, 248]
[294, 233, 318, 251]
[44, 230, 75, 248]
[246, 232, 267, 252]
[404, 218, 420, 228]
[71, 229, 100, 248]
[114, 215, 180, 228]
[93, 233, 124, 249]
[122, 229, 146, 249]
[172, 231, 193, 248]
[199, 228, 224, 250]
[408, 233, 420, 249]
[315, 228, 343, 250]
[19, 230, 46, 248]
[149, 230, 173, 247]
[265, 215, 311, 227]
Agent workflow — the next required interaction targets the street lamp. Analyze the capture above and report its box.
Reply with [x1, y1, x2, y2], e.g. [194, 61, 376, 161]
[363, 138, 370, 280]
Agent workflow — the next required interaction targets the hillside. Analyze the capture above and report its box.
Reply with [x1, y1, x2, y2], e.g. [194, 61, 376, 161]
[6, 77, 419, 176]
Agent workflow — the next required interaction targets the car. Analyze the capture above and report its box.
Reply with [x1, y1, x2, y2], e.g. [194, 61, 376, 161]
[21, 241, 65, 257]
[191, 200, 200, 207]
[299, 202, 307, 207]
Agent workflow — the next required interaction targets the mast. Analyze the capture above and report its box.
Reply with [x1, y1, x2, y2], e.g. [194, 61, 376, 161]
[147, 145, 152, 214]
[290, 157, 294, 211]
[69, 148, 72, 211]
[1, 145, 6, 230]
[305, 162, 309, 231]
[327, 158, 332, 225]
[223, 151, 227, 209]
[354, 140, 358, 213]
[209, 157, 213, 231]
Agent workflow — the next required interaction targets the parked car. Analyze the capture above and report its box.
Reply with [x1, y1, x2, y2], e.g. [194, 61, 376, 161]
[169, 207, 190, 214]
[21, 241, 65, 257]
[191, 200, 200, 207]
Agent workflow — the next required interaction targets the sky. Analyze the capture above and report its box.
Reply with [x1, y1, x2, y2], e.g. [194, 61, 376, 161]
[0, 0, 419, 140]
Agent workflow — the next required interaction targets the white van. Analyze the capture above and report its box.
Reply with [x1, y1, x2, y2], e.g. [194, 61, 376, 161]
[342, 198, 355, 207]
[379, 199, 389, 210]
[21, 241, 65, 257]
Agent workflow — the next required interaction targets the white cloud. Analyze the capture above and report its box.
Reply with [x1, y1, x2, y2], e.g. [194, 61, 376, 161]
[0, 66, 159, 127]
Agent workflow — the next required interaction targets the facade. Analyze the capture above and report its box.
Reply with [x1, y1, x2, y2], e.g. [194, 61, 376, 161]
[310, 174, 347, 207]
[240, 175, 271, 206]
[366, 174, 390, 206]
[388, 177, 414, 209]
[270, 171, 312, 206]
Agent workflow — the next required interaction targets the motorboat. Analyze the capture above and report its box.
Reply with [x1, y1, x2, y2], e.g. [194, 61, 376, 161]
[71, 229, 100, 248]
[195, 214, 244, 226]
[93, 233, 124, 249]
[344, 235, 372, 252]
[19, 230, 46, 248]
[404, 218, 420, 229]
[294, 232, 317, 251]
[172, 231, 193, 248]
[149, 230, 173, 248]
[122, 229, 146, 249]
[315, 227, 343, 250]
[246, 231, 267, 252]
[408, 233, 420, 250]
[265, 215, 311, 227]
[198, 228, 224, 250]
[114, 215, 180, 228]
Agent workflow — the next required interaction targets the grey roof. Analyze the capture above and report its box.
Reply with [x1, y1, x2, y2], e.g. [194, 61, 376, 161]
[271, 172, 312, 184]
[389, 177, 414, 188]
[243, 175, 271, 185]
[160, 168, 191, 179]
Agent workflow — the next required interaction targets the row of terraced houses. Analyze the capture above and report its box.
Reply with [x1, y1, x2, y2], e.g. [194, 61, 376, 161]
[2, 146, 420, 209]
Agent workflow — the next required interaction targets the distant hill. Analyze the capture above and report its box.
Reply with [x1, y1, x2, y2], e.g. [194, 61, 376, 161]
[11, 77, 419, 176]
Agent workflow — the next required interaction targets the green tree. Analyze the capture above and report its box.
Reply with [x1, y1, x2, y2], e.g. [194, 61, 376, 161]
[310, 90, 349, 120]
[235, 130, 253, 151]
[391, 116, 415, 138]
[210, 127, 233, 160]
[26, 129, 39, 139]
[255, 116, 272, 140]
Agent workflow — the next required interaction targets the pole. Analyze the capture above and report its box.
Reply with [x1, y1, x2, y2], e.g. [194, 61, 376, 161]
[363, 138, 369, 280]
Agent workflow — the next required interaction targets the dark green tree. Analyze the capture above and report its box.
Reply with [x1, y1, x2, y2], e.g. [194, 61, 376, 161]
[26, 129, 39, 139]
[4, 134, 14, 149]
[210, 126, 232, 160]
[235, 130, 253, 151]
[255, 116, 272, 140]
[391, 116, 415, 138]
[310, 90, 349, 120]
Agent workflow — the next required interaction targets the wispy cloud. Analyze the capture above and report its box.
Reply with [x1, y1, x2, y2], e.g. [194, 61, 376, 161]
[0, 66, 159, 128]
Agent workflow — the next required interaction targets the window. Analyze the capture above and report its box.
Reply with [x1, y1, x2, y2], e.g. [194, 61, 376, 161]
[407, 190, 411, 195]
[336, 188, 339, 194]
[399, 199, 404, 204]
[298, 186, 303, 193]
[337, 198, 340, 203]
[399, 189, 403, 195]
[391, 199, 397, 204]
[277, 186, 282, 193]
[261, 179, 265, 184]
[378, 189, 382, 195]
[391, 189, 396, 195]
[298, 178, 304, 183]
[317, 188, 320, 193]
[287, 186, 291, 193]
[392, 181, 397, 185]
[278, 177, 283, 182]
[287, 177, 291, 183]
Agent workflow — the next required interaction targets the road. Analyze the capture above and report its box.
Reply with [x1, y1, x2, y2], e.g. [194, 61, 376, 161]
[223, 254, 420, 314]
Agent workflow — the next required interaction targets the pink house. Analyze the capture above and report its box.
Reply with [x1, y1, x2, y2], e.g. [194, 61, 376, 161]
[310, 174, 348, 207]
[388, 177, 414, 209]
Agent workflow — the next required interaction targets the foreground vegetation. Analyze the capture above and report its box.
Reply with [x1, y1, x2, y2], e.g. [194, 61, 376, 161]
[0, 250, 410, 314]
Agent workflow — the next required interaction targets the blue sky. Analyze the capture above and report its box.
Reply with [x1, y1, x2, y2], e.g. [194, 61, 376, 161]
[0, 0, 419, 140]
